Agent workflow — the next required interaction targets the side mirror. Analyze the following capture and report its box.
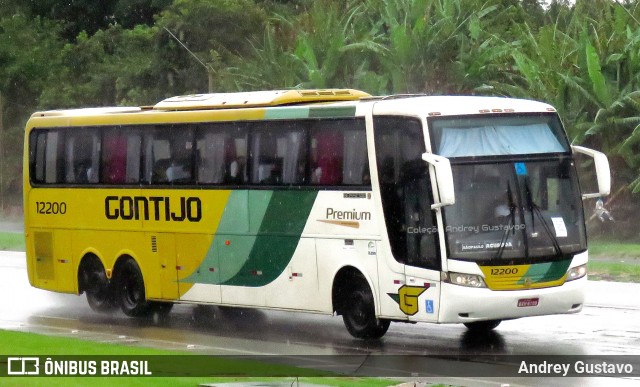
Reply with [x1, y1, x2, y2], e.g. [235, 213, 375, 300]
[571, 145, 611, 199]
[422, 153, 455, 208]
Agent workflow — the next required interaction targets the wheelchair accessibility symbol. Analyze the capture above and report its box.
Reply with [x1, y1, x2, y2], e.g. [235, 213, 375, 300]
[425, 299, 434, 314]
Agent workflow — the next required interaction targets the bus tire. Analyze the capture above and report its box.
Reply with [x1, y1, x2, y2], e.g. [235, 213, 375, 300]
[79, 256, 116, 313]
[342, 279, 390, 339]
[115, 258, 152, 317]
[464, 319, 501, 332]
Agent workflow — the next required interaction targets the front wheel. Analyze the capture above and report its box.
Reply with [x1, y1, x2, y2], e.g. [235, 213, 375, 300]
[464, 319, 501, 332]
[342, 281, 390, 339]
[116, 259, 152, 317]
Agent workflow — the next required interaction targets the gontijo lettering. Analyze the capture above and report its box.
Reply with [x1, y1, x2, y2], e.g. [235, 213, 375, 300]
[105, 196, 202, 222]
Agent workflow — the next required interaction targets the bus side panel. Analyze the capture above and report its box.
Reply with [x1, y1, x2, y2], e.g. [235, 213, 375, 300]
[146, 232, 179, 301]
[404, 265, 441, 323]
[176, 233, 219, 303]
[316, 238, 379, 314]
[29, 229, 74, 293]
[141, 189, 230, 302]
[375, 246, 410, 321]
[264, 238, 320, 311]
[305, 191, 381, 314]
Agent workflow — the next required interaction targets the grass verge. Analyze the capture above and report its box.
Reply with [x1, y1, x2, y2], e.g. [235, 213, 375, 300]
[588, 261, 640, 282]
[0, 232, 24, 251]
[587, 240, 640, 282]
[0, 330, 398, 387]
[588, 240, 640, 259]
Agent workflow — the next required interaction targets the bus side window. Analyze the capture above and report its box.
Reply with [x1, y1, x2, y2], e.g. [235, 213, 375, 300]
[64, 129, 100, 184]
[36, 130, 65, 184]
[250, 123, 306, 186]
[309, 119, 368, 187]
[30, 131, 49, 184]
[313, 130, 343, 185]
[166, 127, 194, 184]
[152, 159, 170, 183]
[144, 126, 194, 185]
[343, 127, 368, 185]
[102, 135, 127, 184]
[196, 124, 248, 185]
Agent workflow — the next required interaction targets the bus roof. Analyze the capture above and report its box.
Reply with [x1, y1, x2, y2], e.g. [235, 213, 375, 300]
[370, 95, 557, 117]
[153, 89, 371, 111]
[27, 91, 557, 124]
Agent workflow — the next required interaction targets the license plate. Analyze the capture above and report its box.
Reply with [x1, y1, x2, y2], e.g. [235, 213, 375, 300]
[517, 298, 539, 307]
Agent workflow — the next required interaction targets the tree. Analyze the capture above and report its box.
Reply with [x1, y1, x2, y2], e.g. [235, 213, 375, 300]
[155, 0, 268, 93]
[0, 13, 64, 208]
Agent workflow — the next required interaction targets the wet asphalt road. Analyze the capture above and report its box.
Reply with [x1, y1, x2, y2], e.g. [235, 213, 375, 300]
[1, 250, 639, 386]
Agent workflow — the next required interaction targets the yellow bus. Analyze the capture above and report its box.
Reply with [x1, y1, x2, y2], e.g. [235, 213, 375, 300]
[24, 89, 610, 339]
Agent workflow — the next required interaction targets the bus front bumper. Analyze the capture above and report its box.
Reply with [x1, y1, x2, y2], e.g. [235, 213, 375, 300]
[437, 276, 586, 323]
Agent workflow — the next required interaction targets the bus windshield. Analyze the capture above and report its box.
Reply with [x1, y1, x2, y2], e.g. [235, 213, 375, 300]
[441, 159, 586, 261]
[429, 114, 585, 262]
[430, 113, 570, 158]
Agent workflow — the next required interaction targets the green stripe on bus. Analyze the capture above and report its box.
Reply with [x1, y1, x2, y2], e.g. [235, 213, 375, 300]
[222, 190, 318, 286]
[184, 190, 318, 287]
[517, 259, 571, 285]
[309, 106, 356, 118]
[264, 107, 310, 120]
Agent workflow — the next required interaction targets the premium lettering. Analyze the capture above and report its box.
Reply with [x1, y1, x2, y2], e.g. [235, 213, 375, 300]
[326, 208, 371, 221]
[105, 196, 202, 222]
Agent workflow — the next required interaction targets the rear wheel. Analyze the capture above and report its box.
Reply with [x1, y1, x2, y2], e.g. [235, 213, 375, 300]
[464, 319, 501, 332]
[342, 279, 390, 339]
[80, 256, 116, 313]
[116, 259, 152, 317]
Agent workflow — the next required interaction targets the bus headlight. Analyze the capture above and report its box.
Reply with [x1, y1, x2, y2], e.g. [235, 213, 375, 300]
[566, 264, 587, 281]
[442, 272, 487, 288]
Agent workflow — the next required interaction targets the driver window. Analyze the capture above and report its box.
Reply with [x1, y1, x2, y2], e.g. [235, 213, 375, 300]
[374, 116, 439, 270]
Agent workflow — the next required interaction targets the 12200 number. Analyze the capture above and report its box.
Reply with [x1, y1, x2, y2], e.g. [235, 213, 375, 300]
[35, 201, 67, 215]
[490, 267, 519, 275]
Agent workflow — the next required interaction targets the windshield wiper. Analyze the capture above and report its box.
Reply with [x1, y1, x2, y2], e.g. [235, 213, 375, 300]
[493, 181, 517, 260]
[524, 177, 563, 256]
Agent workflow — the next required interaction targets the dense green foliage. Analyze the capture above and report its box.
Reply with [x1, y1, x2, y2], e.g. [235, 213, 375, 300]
[1, 0, 638, 237]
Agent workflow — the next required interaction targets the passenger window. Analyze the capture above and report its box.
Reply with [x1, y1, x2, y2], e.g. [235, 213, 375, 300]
[196, 124, 247, 184]
[309, 119, 369, 186]
[250, 122, 307, 185]
[64, 129, 100, 184]
[144, 126, 194, 184]
[29, 130, 66, 184]
[102, 128, 142, 184]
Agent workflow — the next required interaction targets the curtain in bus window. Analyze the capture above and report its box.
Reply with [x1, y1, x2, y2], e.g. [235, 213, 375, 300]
[143, 134, 154, 183]
[197, 131, 225, 183]
[64, 136, 77, 183]
[45, 131, 62, 183]
[33, 132, 46, 183]
[438, 124, 565, 157]
[102, 135, 127, 184]
[125, 134, 141, 183]
[343, 129, 367, 185]
[251, 133, 265, 183]
[282, 131, 305, 184]
[315, 130, 343, 185]
[89, 135, 100, 183]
